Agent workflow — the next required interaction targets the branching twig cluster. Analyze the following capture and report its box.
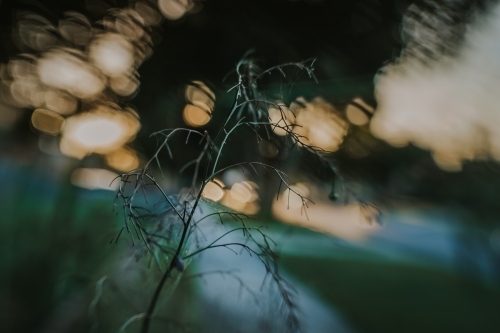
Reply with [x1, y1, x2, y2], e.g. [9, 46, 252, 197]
[105, 53, 377, 333]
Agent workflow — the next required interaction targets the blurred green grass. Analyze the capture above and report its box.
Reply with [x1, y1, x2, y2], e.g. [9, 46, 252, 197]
[281, 254, 500, 333]
[2, 160, 500, 333]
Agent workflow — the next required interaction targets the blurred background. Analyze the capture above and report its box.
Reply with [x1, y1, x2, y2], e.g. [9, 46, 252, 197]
[1, 0, 500, 332]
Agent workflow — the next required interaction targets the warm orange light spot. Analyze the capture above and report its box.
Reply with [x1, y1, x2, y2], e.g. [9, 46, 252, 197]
[58, 14, 92, 46]
[135, 2, 162, 26]
[292, 97, 349, 152]
[37, 48, 105, 100]
[230, 182, 253, 203]
[44, 90, 77, 115]
[432, 151, 463, 172]
[202, 180, 225, 202]
[157, 0, 194, 20]
[105, 147, 140, 172]
[268, 104, 295, 136]
[88, 33, 135, 78]
[183, 104, 211, 127]
[183, 81, 215, 128]
[273, 201, 377, 241]
[61, 105, 140, 159]
[9, 77, 45, 108]
[346, 98, 373, 126]
[71, 168, 119, 191]
[110, 74, 140, 96]
[31, 108, 65, 135]
[114, 9, 145, 41]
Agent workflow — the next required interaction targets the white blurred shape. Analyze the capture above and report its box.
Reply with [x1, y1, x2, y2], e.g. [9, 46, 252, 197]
[61, 105, 140, 159]
[110, 74, 140, 96]
[114, 9, 145, 41]
[44, 90, 78, 115]
[185, 84, 215, 112]
[217, 181, 260, 213]
[16, 14, 59, 51]
[273, 199, 376, 241]
[8, 57, 36, 78]
[202, 180, 225, 202]
[221, 169, 246, 186]
[10, 76, 45, 107]
[268, 103, 295, 136]
[371, 2, 500, 170]
[38, 48, 105, 99]
[220, 189, 260, 214]
[346, 97, 373, 126]
[7, 58, 45, 107]
[230, 182, 252, 203]
[59, 12, 92, 46]
[76, 118, 122, 146]
[71, 168, 119, 191]
[88, 33, 135, 78]
[157, 0, 194, 20]
[292, 97, 349, 151]
[135, 1, 163, 26]
[189, 80, 215, 100]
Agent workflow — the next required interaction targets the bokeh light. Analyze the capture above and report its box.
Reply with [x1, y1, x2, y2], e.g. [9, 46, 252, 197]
[37, 48, 105, 100]
[0, 0, 203, 164]
[221, 188, 260, 215]
[104, 146, 140, 172]
[274, 184, 378, 241]
[157, 0, 194, 20]
[370, 2, 500, 171]
[268, 103, 295, 136]
[6, 56, 46, 108]
[44, 90, 78, 115]
[214, 176, 260, 214]
[182, 104, 211, 127]
[230, 182, 257, 203]
[110, 73, 140, 96]
[71, 168, 120, 191]
[15, 13, 60, 51]
[58, 12, 92, 46]
[346, 97, 373, 126]
[88, 33, 135, 78]
[61, 105, 140, 159]
[113, 9, 146, 42]
[202, 180, 225, 202]
[31, 108, 65, 135]
[292, 97, 349, 152]
[135, 1, 163, 26]
[281, 183, 310, 210]
[183, 81, 215, 127]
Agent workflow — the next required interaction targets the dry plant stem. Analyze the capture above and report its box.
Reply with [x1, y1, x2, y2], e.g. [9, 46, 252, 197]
[140, 180, 197, 333]
[119, 58, 327, 333]
[140, 99, 240, 333]
[140, 257, 175, 333]
[141, 74, 312, 333]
